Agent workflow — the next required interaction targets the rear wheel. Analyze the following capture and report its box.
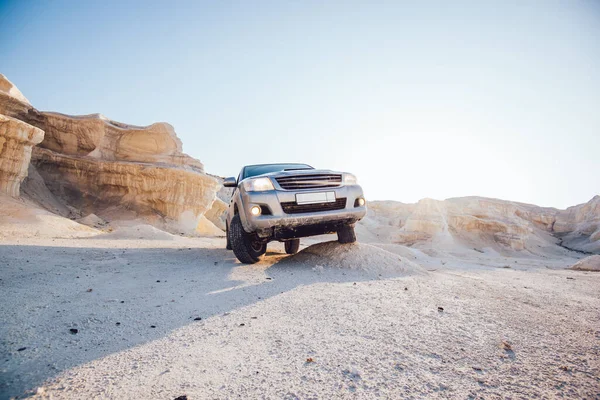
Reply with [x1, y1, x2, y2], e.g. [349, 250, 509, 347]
[230, 214, 266, 264]
[284, 239, 300, 255]
[337, 224, 357, 244]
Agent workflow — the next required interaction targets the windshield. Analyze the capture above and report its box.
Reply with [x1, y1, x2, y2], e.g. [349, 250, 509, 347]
[242, 163, 313, 180]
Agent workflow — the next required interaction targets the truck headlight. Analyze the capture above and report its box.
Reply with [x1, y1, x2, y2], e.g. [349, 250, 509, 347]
[242, 177, 275, 192]
[250, 205, 262, 216]
[343, 173, 358, 185]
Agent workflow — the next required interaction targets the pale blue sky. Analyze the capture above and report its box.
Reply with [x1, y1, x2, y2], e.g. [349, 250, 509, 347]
[1, 0, 598, 208]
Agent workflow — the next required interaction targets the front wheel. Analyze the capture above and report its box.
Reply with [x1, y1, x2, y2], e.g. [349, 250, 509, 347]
[284, 239, 300, 255]
[229, 214, 266, 264]
[337, 224, 357, 244]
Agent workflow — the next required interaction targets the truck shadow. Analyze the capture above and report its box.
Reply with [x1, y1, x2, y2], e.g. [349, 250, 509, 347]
[0, 239, 393, 399]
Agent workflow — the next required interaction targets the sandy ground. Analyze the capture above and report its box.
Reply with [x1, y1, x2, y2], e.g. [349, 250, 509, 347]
[1, 235, 599, 399]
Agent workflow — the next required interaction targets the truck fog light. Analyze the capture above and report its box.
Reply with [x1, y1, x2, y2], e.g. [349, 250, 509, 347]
[250, 206, 262, 216]
[357, 198, 365, 206]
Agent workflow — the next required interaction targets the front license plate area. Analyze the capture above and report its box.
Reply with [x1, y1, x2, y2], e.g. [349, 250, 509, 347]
[296, 192, 336, 205]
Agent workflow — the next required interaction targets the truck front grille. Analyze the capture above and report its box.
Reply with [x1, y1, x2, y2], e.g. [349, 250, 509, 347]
[275, 174, 342, 190]
[281, 198, 347, 214]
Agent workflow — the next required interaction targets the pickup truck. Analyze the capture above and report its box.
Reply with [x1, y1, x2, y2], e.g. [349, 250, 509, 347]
[223, 163, 367, 263]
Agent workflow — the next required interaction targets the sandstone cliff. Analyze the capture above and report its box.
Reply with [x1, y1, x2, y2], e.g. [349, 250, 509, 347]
[361, 196, 600, 255]
[32, 148, 218, 227]
[0, 74, 220, 234]
[0, 74, 31, 106]
[553, 196, 600, 252]
[204, 197, 228, 231]
[0, 114, 44, 197]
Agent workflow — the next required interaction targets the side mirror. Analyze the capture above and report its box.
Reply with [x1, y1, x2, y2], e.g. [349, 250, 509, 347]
[223, 177, 237, 188]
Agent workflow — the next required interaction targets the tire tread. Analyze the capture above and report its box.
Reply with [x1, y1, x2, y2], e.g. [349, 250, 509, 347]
[337, 224, 357, 244]
[230, 214, 264, 264]
[285, 239, 300, 254]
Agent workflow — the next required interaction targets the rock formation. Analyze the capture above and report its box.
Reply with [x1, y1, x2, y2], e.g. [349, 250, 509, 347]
[0, 73, 31, 106]
[0, 74, 220, 233]
[24, 112, 205, 170]
[0, 114, 44, 196]
[32, 147, 218, 226]
[553, 196, 600, 252]
[0, 75, 204, 172]
[361, 196, 600, 255]
[569, 255, 600, 271]
[204, 197, 228, 231]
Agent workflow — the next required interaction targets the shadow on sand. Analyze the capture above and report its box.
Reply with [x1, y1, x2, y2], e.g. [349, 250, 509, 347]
[0, 240, 394, 399]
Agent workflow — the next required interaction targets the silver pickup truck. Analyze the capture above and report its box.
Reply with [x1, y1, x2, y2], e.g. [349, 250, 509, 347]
[223, 163, 367, 263]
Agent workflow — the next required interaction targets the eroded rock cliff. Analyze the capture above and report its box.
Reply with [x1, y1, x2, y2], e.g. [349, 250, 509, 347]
[0, 74, 219, 233]
[32, 148, 218, 226]
[23, 112, 205, 171]
[0, 114, 44, 197]
[361, 196, 600, 255]
[0, 75, 36, 127]
[553, 196, 600, 253]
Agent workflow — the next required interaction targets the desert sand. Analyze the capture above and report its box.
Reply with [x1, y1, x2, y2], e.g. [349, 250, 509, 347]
[1, 230, 599, 399]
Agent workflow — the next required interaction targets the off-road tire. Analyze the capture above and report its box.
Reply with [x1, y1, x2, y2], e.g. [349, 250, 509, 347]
[225, 222, 232, 250]
[285, 239, 300, 255]
[337, 224, 357, 244]
[230, 214, 266, 264]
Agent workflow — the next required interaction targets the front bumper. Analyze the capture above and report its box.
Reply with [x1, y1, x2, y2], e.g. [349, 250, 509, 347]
[239, 184, 366, 238]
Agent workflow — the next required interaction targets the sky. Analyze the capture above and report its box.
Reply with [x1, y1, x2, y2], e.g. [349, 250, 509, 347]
[1, 0, 599, 209]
